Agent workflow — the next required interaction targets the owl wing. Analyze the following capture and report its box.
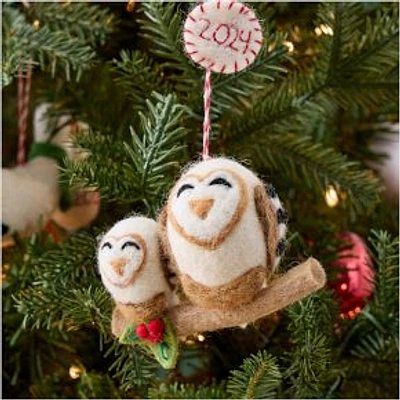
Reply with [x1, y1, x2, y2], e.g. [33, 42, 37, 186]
[158, 206, 181, 274]
[158, 207, 184, 303]
[111, 306, 127, 338]
[254, 184, 288, 273]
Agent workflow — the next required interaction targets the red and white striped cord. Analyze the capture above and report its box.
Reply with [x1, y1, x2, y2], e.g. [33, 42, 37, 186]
[202, 68, 212, 160]
[17, 68, 32, 166]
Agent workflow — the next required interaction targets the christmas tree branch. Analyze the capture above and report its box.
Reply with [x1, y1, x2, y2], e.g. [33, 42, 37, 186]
[241, 133, 382, 216]
[2, 3, 112, 87]
[113, 50, 167, 112]
[230, 3, 398, 136]
[65, 93, 188, 211]
[26, 2, 114, 46]
[226, 350, 281, 399]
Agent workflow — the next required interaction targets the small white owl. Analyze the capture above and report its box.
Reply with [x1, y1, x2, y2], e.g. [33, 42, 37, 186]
[159, 158, 288, 310]
[98, 217, 174, 322]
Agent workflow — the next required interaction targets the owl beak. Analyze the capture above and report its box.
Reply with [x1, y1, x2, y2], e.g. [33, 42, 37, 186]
[110, 257, 126, 276]
[189, 199, 215, 220]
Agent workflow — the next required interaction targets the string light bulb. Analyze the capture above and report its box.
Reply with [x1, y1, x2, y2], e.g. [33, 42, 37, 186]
[197, 334, 205, 342]
[33, 20, 40, 31]
[315, 24, 333, 36]
[283, 41, 295, 54]
[325, 185, 339, 208]
[69, 365, 82, 379]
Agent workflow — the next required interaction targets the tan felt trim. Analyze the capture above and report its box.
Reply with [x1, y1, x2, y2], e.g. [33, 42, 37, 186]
[102, 233, 147, 289]
[116, 292, 166, 323]
[168, 168, 248, 250]
[254, 185, 278, 274]
[179, 265, 266, 310]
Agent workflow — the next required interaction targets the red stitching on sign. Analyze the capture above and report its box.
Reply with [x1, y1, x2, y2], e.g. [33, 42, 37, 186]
[213, 23, 231, 45]
[250, 49, 257, 56]
[189, 15, 197, 22]
[220, 64, 226, 73]
[184, 29, 194, 35]
[243, 9, 250, 15]
[228, 1, 235, 10]
[249, 18, 257, 22]
[255, 40, 262, 45]
[245, 57, 250, 65]
[239, 29, 252, 54]
[234, 61, 238, 72]
[184, 41, 195, 46]
[208, 62, 215, 69]
[240, 4, 245, 14]
[254, 28, 262, 32]
[198, 57, 206, 63]
[217, 0, 221, 9]
[227, 25, 239, 52]
[200, 4, 205, 13]
[188, 50, 199, 55]
[199, 18, 212, 41]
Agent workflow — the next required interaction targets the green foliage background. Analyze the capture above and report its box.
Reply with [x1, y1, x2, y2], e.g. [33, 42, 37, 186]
[2, 2, 398, 399]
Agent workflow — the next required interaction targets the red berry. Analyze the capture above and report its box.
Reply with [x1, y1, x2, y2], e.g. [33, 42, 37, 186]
[136, 323, 149, 339]
[148, 332, 163, 343]
[148, 318, 165, 335]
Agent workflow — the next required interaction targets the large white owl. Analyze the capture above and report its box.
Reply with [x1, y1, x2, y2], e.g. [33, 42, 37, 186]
[159, 158, 288, 310]
[98, 217, 174, 321]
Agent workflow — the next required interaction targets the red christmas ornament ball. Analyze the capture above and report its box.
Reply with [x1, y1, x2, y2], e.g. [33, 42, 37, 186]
[330, 232, 375, 319]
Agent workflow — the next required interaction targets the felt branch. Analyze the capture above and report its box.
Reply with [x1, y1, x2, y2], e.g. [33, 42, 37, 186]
[170, 257, 326, 336]
[112, 257, 326, 338]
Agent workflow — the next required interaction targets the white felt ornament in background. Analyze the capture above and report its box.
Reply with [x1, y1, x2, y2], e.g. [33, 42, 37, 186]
[52, 190, 100, 231]
[44, 107, 100, 232]
[2, 104, 66, 236]
[368, 123, 399, 201]
[159, 157, 288, 310]
[98, 217, 175, 322]
[1, 103, 100, 237]
[184, 0, 263, 73]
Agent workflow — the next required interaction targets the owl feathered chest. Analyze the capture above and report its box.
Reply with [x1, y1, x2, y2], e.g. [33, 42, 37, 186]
[166, 204, 267, 286]
[179, 266, 266, 309]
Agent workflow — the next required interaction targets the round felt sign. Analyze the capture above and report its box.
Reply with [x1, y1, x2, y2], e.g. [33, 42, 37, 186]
[183, 0, 263, 74]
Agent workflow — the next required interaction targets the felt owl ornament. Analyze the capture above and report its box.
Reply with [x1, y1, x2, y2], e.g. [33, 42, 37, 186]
[98, 216, 179, 369]
[159, 157, 288, 310]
